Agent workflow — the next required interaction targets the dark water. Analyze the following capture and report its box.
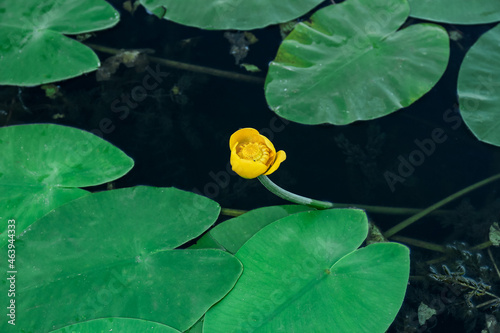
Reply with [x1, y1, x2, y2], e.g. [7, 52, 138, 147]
[2, 1, 500, 332]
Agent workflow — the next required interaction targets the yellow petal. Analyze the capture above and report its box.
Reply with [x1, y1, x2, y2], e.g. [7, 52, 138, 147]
[231, 148, 268, 179]
[260, 133, 277, 156]
[229, 128, 261, 150]
[264, 150, 286, 176]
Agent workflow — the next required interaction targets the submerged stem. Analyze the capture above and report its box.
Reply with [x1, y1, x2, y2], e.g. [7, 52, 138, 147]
[384, 172, 500, 238]
[85, 43, 264, 84]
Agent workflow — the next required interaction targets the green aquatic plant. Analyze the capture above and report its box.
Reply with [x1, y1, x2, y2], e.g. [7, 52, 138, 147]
[265, 0, 450, 125]
[458, 23, 500, 147]
[2, 184, 240, 332]
[0, 124, 133, 248]
[2, 123, 500, 332]
[203, 209, 409, 332]
[0, 0, 119, 86]
[2, 0, 500, 141]
[0, 124, 409, 333]
[1, 0, 500, 331]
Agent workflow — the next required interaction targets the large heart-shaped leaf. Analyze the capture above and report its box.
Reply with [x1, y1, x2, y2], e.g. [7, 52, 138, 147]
[0, 124, 133, 248]
[458, 24, 500, 147]
[50, 318, 181, 333]
[0, 0, 119, 86]
[265, 0, 449, 125]
[139, 0, 323, 30]
[0, 186, 242, 333]
[204, 209, 410, 332]
[408, 0, 500, 24]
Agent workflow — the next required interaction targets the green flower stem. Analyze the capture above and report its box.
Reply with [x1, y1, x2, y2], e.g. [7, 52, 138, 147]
[257, 176, 459, 214]
[258, 175, 333, 209]
[384, 172, 500, 238]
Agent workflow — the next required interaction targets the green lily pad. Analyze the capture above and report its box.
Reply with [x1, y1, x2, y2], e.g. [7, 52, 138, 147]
[0, 186, 242, 333]
[191, 205, 313, 253]
[0, 0, 119, 86]
[139, 0, 323, 30]
[204, 209, 410, 332]
[0, 124, 133, 248]
[408, 0, 500, 24]
[50, 318, 181, 333]
[265, 0, 449, 125]
[458, 24, 500, 147]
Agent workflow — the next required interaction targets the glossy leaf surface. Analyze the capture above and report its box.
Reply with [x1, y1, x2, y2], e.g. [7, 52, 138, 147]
[265, 0, 449, 125]
[204, 209, 409, 332]
[458, 24, 500, 146]
[0, 124, 133, 247]
[0, 0, 119, 86]
[0, 187, 242, 332]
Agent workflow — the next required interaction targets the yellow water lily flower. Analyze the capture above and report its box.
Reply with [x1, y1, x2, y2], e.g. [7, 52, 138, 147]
[229, 128, 286, 179]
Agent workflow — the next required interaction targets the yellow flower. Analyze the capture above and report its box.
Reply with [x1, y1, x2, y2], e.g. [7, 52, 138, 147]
[229, 128, 286, 179]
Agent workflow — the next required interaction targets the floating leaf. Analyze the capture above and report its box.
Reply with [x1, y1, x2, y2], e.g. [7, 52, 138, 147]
[489, 222, 500, 246]
[418, 302, 436, 326]
[265, 0, 449, 125]
[139, 0, 324, 30]
[458, 24, 500, 147]
[0, 124, 133, 247]
[0, 0, 120, 86]
[408, 0, 500, 24]
[50, 318, 181, 333]
[240, 63, 261, 73]
[0, 187, 242, 332]
[204, 209, 410, 332]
